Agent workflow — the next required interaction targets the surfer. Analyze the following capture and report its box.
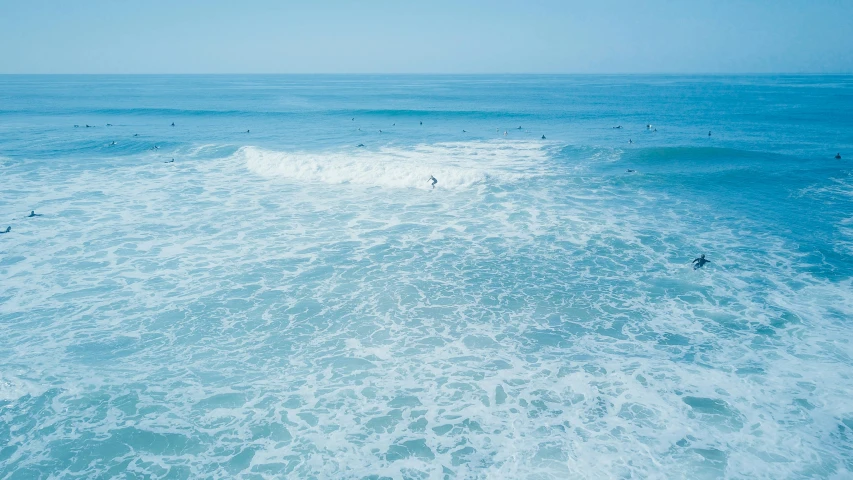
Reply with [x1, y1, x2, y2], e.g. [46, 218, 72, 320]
[836, 153, 842, 159]
[357, 143, 365, 147]
[708, 130, 712, 137]
[110, 141, 116, 146]
[28, 210, 42, 217]
[613, 125, 622, 129]
[504, 131, 508, 136]
[246, 129, 250, 133]
[1, 226, 10, 234]
[692, 254, 711, 269]
[171, 122, 175, 127]
[542, 135, 546, 139]
[106, 123, 112, 127]
[74, 125, 79, 128]
[165, 158, 174, 163]
[462, 130, 467, 133]
[428, 175, 438, 189]
[627, 169, 635, 173]
[133, 134, 138, 137]
[629, 139, 633, 144]
[517, 126, 522, 130]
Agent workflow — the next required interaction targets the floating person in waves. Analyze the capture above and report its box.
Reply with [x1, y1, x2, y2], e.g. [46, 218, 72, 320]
[428, 175, 438, 189]
[629, 139, 633, 144]
[1, 226, 10, 234]
[28, 210, 42, 217]
[357, 143, 365, 147]
[420, 121, 423, 125]
[134, 134, 138, 137]
[246, 129, 250, 133]
[692, 254, 711, 269]
[836, 153, 842, 159]
[110, 141, 116, 146]
[171, 122, 175, 127]
[165, 158, 174, 163]
[542, 135, 546, 140]
[708, 130, 712, 137]
[627, 169, 635, 173]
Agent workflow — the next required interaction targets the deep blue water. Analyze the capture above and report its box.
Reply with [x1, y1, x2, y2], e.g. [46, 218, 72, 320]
[1, 75, 852, 478]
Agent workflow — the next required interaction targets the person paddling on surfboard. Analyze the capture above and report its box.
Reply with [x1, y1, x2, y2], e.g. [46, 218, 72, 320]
[692, 254, 711, 269]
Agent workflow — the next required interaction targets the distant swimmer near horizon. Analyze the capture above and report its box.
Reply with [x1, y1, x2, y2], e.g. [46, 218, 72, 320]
[463, 130, 467, 133]
[420, 121, 423, 125]
[171, 122, 175, 126]
[542, 135, 546, 139]
[629, 139, 633, 144]
[165, 158, 174, 163]
[428, 175, 438, 189]
[517, 126, 522, 130]
[106, 123, 112, 127]
[110, 141, 116, 146]
[627, 169, 635, 173]
[133, 134, 138, 137]
[708, 130, 712, 137]
[836, 153, 842, 159]
[692, 254, 711, 269]
[28, 210, 42, 217]
[613, 125, 623, 129]
[1, 226, 10, 234]
[246, 129, 250, 133]
[357, 143, 365, 147]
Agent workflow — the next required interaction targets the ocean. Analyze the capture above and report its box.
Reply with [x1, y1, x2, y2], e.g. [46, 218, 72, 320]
[1, 75, 852, 479]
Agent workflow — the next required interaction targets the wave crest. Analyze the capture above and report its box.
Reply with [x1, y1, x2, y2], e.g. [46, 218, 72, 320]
[240, 141, 549, 190]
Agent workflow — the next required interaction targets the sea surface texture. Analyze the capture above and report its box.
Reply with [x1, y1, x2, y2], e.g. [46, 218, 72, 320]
[1, 75, 852, 479]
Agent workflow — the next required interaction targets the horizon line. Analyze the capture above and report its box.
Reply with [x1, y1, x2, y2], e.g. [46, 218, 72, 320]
[1, 72, 852, 76]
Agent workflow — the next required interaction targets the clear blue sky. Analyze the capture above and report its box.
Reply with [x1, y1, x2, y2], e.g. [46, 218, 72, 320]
[1, 0, 851, 74]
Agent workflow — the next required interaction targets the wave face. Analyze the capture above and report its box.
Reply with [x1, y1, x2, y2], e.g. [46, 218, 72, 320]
[2, 75, 853, 479]
[242, 141, 550, 190]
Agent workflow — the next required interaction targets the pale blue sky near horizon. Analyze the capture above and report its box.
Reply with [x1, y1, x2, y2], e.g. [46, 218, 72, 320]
[1, 0, 851, 74]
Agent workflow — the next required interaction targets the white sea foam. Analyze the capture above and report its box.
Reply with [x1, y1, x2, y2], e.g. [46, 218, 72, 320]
[2, 140, 852, 478]
[241, 140, 550, 190]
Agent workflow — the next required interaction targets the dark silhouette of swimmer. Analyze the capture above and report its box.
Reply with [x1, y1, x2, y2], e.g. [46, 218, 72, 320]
[692, 254, 711, 269]
[836, 153, 842, 159]
[74, 125, 79, 128]
[106, 123, 112, 127]
[462, 130, 467, 133]
[708, 131, 712, 137]
[517, 126, 522, 130]
[393, 123, 395, 126]
[171, 122, 175, 127]
[246, 129, 250, 133]
[110, 141, 116, 146]
[352, 118, 354, 121]
[420, 121, 423, 125]
[627, 169, 635, 173]
[629, 139, 633, 144]
[165, 158, 174, 163]
[379, 130, 382, 133]
[357, 143, 365, 147]
[28, 210, 42, 217]
[1, 226, 9, 233]
[133, 134, 138, 137]
[86, 125, 92, 128]
[428, 175, 437, 189]
[613, 126, 623, 129]
[541, 135, 546, 139]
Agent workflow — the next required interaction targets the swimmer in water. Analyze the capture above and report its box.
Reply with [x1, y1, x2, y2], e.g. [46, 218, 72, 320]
[1, 226, 10, 233]
[420, 121, 422, 125]
[106, 123, 112, 127]
[246, 129, 250, 133]
[74, 125, 79, 128]
[629, 139, 633, 144]
[463, 130, 467, 133]
[836, 153, 842, 159]
[28, 210, 42, 217]
[379, 129, 382, 133]
[165, 158, 174, 163]
[171, 122, 175, 127]
[110, 141, 116, 146]
[542, 135, 546, 139]
[517, 126, 522, 130]
[133, 134, 138, 137]
[428, 175, 437, 189]
[504, 131, 508, 136]
[627, 169, 635, 173]
[692, 254, 711, 269]
[357, 143, 365, 147]
[708, 130, 712, 137]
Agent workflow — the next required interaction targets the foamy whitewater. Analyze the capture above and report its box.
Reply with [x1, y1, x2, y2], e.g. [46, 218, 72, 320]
[1, 75, 853, 478]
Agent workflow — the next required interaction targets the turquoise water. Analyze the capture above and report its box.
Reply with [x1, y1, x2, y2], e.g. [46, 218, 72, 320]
[1, 75, 852, 479]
